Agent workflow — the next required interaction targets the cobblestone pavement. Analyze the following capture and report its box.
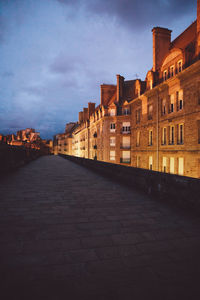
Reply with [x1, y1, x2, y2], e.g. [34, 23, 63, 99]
[0, 155, 200, 300]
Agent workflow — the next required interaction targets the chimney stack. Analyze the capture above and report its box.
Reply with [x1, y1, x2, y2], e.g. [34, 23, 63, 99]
[152, 27, 172, 72]
[83, 108, 88, 121]
[88, 102, 95, 117]
[78, 111, 83, 124]
[116, 74, 124, 103]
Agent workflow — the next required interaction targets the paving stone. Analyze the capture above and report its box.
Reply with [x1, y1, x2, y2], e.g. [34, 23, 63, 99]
[0, 155, 200, 299]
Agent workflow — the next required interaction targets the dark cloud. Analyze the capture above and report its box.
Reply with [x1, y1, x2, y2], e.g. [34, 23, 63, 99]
[0, 15, 6, 42]
[57, 0, 196, 29]
[50, 55, 83, 74]
[2, 71, 14, 77]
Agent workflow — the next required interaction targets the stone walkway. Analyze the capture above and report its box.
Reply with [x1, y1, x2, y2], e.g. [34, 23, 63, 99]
[0, 155, 200, 300]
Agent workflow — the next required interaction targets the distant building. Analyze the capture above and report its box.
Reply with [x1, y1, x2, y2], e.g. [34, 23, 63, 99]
[55, 0, 200, 178]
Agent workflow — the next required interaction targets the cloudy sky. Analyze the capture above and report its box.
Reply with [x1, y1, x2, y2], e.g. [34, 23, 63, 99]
[0, 0, 196, 139]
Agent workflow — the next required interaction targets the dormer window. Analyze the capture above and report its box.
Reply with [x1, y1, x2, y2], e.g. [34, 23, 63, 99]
[110, 109, 115, 116]
[123, 107, 130, 115]
[170, 66, 174, 77]
[177, 60, 182, 73]
[163, 70, 167, 81]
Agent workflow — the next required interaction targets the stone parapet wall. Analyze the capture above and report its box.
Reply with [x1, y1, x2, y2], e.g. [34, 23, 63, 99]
[0, 144, 41, 176]
[60, 154, 200, 212]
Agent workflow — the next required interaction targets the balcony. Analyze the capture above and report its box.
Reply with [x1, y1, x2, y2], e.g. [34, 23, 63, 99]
[121, 129, 131, 134]
[120, 144, 131, 149]
[147, 115, 153, 120]
[120, 158, 131, 164]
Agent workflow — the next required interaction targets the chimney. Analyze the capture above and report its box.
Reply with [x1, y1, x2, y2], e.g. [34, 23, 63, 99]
[88, 102, 95, 117]
[116, 74, 124, 103]
[152, 27, 172, 72]
[83, 108, 88, 121]
[78, 111, 83, 124]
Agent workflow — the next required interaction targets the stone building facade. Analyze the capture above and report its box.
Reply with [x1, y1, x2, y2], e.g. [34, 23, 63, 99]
[55, 0, 200, 179]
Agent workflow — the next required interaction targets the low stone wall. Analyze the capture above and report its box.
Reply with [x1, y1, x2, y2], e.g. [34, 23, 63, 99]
[0, 144, 41, 176]
[60, 154, 200, 212]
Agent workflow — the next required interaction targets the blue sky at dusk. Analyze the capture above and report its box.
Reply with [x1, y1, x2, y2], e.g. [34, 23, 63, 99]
[0, 0, 196, 139]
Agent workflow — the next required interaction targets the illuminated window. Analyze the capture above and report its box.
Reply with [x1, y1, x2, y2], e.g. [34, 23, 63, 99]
[136, 156, 140, 168]
[162, 157, 167, 173]
[176, 90, 183, 111]
[177, 60, 182, 73]
[169, 126, 175, 145]
[110, 123, 116, 132]
[161, 99, 166, 115]
[149, 129, 153, 146]
[121, 151, 131, 163]
[170, 157, 175, 174]
[177, 124, 184, 144]
[110, 137, 115, 147]
[122, 122, 131, 133]
[122, 136, 130, 149]
[169, 94, 175, 113]
[150, 80, 153, 89]
[123, 107, 130, 115]
[170, 66, 174, 77]
[163, 70, 167, 81]
[110, 109, 115, 116]
[136, 131, 140, 147]
[110, 150, 115, 161]
[149, 156, 153, 170]
[162, 127, 167, 145]
[178, 157, 184, 176]
[148, 104, 153, 120]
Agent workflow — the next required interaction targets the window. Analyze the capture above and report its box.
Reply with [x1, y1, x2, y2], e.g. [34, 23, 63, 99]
[161, 99, 166, 115]
[136, 109, 141, 123]
[110, 109, 115, 116]
[177, 60, 182, 73]
[110, 137, 115, 147]
[198, 120, 200, 144]
[121, 151, 131, 163]
[149, 129, 153, 146]
[136, 131, 140, 147]
[169, 94, 175, 113]
[110, 123, 116, 132]
[149, 156, 153, 170]
[122, 136, 130, 149]
[170, 157, 175, 174]
[169, 126, 175, 145]
[177, 124, 184, 144]
[162, 127, 167, 145]
[150, 80, 153, 90]
[122, 122, 131, 134]
[163, 70, 167, 81]
[176, 90, 183, 111]
[136, 156, 140, 168]
[170, 66, 174, 77]
[110, 150, 115, 161]
[148, 104, 153, 120]
[123, 107, 130, 115]
[162, 157, 167, 173]
[198, 91, 200, 105]
[178, 157, 184, 176]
